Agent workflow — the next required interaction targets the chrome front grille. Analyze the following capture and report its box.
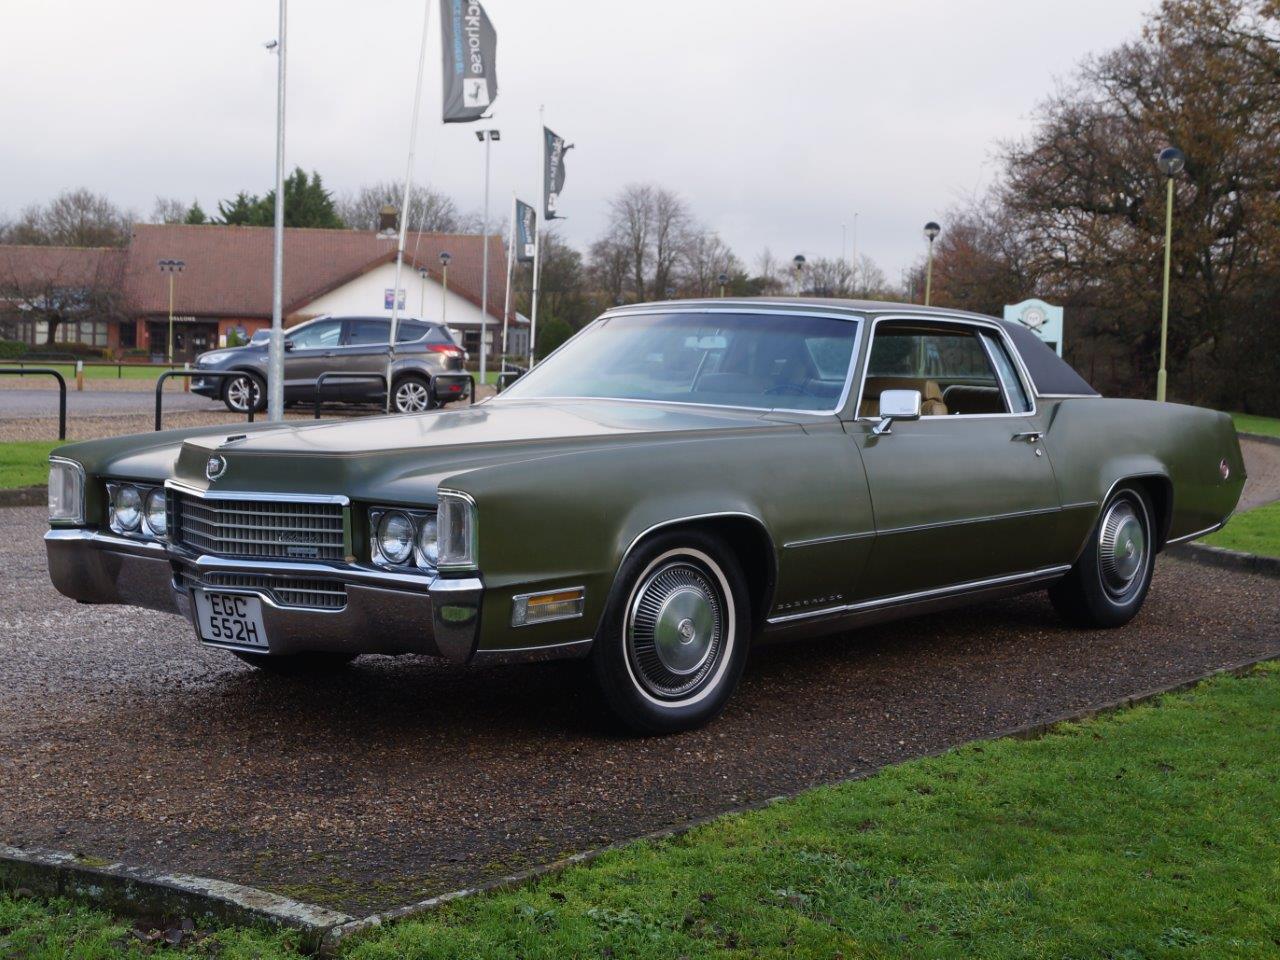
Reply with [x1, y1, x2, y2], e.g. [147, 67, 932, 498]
[177, 569, 346, 610]
[172, 492, 346, 561]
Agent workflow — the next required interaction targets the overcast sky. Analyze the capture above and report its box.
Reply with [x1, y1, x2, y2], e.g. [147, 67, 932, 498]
[0, 0, 1154, 279]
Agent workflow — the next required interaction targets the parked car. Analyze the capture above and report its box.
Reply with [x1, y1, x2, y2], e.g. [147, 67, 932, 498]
[44, 299, 1244, 733]
[191, 315, 468, 414]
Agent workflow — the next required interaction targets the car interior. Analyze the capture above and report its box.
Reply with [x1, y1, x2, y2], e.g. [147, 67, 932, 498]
[858, 322, 1030, 417]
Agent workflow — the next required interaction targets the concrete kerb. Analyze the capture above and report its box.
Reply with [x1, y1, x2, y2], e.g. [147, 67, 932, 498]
[1171, 541, 1280, 577]
[0, 486, 44, 508]
[0, 844, 352, 951]
[3, 652, 1277, 957]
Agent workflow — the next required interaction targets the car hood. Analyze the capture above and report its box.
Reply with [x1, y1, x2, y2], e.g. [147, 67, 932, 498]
[169, 398, 801, 500]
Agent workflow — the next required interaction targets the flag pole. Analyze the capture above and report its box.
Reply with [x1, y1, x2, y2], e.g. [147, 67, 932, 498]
[530, 105, 545, 369]
[500, 191, 516, 378]
[386, 0, 433, 413]
[266, 0, 287, 421]
[478, 131, 492, 391]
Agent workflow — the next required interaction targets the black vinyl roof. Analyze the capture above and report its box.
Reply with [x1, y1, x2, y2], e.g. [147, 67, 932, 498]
[608, 297, 1100, 398]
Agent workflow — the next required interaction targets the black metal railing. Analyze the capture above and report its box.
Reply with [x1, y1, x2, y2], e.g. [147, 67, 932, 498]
[313, 372, 388, 419]
[0, 367, 66, 439]
[155, 370, 255, 431]
[496, 366, 526, 392]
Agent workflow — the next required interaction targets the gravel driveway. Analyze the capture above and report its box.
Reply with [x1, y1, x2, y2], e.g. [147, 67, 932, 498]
[1, 503, 1276, 915]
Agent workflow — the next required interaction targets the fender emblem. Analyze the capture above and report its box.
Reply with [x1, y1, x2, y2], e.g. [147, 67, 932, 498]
[206, 455, 228, 481]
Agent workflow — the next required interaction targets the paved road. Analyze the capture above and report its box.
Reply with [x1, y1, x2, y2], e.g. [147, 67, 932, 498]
[0, 387, 221, 418]
[1, 504, 1276, 915]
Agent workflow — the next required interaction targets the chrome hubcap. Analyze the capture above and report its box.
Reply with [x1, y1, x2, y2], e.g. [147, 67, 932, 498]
[395, 382, 430, 412]
[227, 377, 257, 411]
[1099, 499, 1146, 596]
[627, 560, 723, 699]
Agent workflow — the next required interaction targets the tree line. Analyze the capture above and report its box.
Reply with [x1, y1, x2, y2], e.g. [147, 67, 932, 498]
[910, 0, 1280, 415]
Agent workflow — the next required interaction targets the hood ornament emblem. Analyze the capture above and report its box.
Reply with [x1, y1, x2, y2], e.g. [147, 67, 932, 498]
[206, 455, 228, 481]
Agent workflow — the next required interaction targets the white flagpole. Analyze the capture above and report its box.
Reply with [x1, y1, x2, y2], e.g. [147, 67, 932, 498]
[500, 192, 516, 377]
[530, 105, 544, 368]
[479, 131, 492, 390]
[266, 0, 287, 421]
[386, 0, 433, 413]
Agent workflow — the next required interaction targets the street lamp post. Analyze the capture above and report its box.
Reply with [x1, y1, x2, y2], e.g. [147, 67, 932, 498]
[923, 221, 941, 306]
[157, 259, 185, 363]
[717, 272, 729, 298]
[418, 266, 429, 318]
[475, 129, 500, 387]
[438, 250, 452, 329]
[792, 254, 806, 295]
[1156, 147, 1185, 403]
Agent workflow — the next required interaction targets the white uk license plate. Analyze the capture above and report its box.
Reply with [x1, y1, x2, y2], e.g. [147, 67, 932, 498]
[193, 590, 269, 649]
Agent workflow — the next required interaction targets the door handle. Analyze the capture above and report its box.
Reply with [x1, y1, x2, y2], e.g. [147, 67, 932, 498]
[1012, 431, 1042, 444]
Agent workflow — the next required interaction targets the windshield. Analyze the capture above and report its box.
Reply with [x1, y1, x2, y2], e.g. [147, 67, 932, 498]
[500, 311, 859, 412]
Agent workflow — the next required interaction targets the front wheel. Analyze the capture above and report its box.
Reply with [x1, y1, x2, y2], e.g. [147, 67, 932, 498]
[222, 372, 265, 413]
[392, 375, 436, 414]
[591, 530, 750, 734]
[1050, 485, 1155, 628]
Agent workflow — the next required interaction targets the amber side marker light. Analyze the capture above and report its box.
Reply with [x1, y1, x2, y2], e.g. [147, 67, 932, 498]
[512, 587, 586, 627]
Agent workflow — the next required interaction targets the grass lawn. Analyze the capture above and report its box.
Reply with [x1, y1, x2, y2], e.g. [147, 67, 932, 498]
[0, 362, 177, 381]
[2, 663, 1277, 958]
[0, 440, 61, 489]
[1203, 500, 1280, 558]
[1232, 412, 1280, 439]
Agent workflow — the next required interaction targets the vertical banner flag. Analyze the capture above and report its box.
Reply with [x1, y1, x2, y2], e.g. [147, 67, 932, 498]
[515, 200, 537, 262]
[441, 0, 498, 123]
[543, 127, 570, 219]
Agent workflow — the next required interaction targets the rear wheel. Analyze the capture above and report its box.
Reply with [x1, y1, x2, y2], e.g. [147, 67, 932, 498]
[222, 372, 265, 413]
[231, 651, 356, 675]
[392, 375, 435, 414]
[591, 530, 750, 734]
[1050, 485, 1155, 628]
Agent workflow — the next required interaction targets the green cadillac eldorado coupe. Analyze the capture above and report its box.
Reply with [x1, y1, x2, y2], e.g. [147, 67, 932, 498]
[44, 300, 1245, 732]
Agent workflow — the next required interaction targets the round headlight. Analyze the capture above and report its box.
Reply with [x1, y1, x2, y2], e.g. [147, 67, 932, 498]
[143, 488, 167, 536]
[113, 485, 142, 531]
[377, 511, 415, 564]
[416, 516, 439, 567]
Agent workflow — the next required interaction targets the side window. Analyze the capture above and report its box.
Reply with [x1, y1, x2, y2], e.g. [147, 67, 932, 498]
[287, 319, 342, 349]
[395, 320, 430, 343]
[980, 331, 1032, 413]
[345, 318, 392, 346]
[861, 322, 1006, 417]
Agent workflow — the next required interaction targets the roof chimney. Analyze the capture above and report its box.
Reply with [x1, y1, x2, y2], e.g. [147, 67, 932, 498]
[377, 205, 398, 236]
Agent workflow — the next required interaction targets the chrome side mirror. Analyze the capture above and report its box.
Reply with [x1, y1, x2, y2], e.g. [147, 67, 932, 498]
[872, 389, 921, 436]
[283, 339, 295, 352]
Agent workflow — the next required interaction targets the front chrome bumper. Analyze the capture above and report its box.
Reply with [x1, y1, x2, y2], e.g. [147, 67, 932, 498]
[44, 528, 483, 662]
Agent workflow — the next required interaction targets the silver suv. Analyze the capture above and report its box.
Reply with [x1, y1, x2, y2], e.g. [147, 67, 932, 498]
[192, 315, 468, 414]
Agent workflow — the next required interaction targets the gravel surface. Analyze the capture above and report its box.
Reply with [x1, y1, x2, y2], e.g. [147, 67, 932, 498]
[1, 503, 1276, 915]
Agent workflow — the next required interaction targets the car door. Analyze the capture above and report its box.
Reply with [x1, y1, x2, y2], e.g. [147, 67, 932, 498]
[282, 318, 344, 400]
[336, 318, 394, 401]
[849, 318, 1063, 601]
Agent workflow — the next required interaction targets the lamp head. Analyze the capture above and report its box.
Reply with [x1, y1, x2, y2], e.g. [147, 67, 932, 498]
[1157, 146, 1186, 177]
[923, 221, 941, 242]
[792, 254, 806, 271]
[716, 272, 729, 286]
[439, 251, 452, 267]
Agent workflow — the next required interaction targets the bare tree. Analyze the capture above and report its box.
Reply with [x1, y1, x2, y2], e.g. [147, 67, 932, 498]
[4, 189, 134, 247]
[680, 231, 740, 297]
[150, 197, 187, 224]
[0, 247, 126, 345]
[337, 181, 466, 233]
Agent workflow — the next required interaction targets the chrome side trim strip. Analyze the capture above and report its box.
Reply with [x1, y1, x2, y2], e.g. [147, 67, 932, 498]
[1165, 521, 1226, 546]
[1061, 500, 1100, 511]
[765, 564, 1073, 626]
[878, 505, 1061, 537]
[165, 479, 350, 506]
[783, 531, 875, 549]
[621, 511, 775, 566]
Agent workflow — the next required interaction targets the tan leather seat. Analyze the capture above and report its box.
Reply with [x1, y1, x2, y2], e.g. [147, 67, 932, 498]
[859, 377, 949, 417]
